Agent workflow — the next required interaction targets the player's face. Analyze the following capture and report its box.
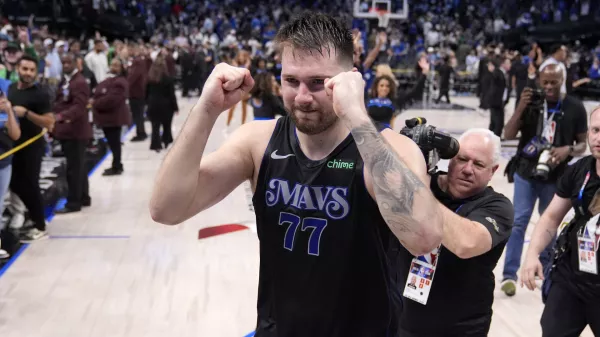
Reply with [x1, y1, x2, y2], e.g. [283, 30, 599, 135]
[588, 110, 600, 158]
[280, 46, 346, 135]
[447, 134, 497, 198]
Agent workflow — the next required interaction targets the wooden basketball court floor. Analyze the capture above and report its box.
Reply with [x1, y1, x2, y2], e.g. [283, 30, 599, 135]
[0, 94, 596, 337]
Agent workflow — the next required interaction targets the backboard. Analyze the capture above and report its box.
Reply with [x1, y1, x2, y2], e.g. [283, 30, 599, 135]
[353, 0, 409, 28]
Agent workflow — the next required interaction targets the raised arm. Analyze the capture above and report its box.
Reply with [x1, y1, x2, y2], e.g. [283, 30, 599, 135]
[149, 63, 255, 225]
[326, 71, 443, 256]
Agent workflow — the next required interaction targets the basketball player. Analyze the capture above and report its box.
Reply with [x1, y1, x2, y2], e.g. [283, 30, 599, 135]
[151, 12, 447, 336]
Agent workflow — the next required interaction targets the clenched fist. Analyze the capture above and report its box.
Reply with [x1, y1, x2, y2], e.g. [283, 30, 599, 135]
[324, 70, 366, 120]
[198, 63, 254, 117]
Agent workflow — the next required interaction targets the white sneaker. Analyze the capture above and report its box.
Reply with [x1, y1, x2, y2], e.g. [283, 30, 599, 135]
[20, 228, 48, 243]
[0, 239, 8, 259]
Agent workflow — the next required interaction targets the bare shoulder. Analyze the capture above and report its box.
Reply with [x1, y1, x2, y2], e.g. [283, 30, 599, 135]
[227, 118, 278, 180]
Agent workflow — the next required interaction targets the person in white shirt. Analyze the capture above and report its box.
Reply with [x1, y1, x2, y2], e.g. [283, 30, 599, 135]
[84, 39, 109, 83]
[539, 44, 568, 96]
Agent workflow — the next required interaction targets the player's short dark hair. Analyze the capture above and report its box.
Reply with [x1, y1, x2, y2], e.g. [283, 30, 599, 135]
[17, 54, 39, 69]
[274, 11, 354, 67]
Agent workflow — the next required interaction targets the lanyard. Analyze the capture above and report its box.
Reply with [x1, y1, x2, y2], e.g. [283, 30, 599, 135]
[455, 204, 463, 213]
[542, 100, 562, 140]
[577, 171, 591, 215]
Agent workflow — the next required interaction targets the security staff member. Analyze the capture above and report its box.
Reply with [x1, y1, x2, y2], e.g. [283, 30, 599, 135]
[501, 64, 588, 296]
[521, 106, 600, 336]
[391, 128, 514, 337]
[52, 53, 91, 214]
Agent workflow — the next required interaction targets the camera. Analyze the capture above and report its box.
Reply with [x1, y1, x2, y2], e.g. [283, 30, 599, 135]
[521, 136, 556, 181]
[534, 146, 554, 181]
[529, 88, 545, 111]
[400, 118, 460, 174]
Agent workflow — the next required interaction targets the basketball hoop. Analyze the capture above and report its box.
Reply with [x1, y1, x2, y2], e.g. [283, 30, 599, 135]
[354, 0, 408, 27]
[376, 10, 390, 28]
[368, 8, 390, 28]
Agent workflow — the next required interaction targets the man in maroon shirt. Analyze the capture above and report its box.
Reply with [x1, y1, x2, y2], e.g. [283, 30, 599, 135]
[52, 53, 92, 214]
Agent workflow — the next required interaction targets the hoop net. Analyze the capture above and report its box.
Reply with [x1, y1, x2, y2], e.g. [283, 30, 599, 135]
[369, 8, 390, 28]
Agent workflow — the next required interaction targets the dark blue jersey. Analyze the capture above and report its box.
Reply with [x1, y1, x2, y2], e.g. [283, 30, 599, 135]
[252, 116, 399, 337]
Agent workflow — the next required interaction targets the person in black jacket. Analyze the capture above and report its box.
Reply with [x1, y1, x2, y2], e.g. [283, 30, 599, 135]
[485, 58, 511, 137]
[146, 55, 178, 152]
[435, 55, 454, 104]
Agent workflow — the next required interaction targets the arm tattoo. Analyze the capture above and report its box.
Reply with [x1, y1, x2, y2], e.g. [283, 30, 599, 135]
[351, 121, 427, 235]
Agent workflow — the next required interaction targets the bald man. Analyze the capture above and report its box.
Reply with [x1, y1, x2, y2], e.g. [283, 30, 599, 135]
[500, 63, 588, 297]
[539, 44, 568, 96]
[394, 129, 514, 336]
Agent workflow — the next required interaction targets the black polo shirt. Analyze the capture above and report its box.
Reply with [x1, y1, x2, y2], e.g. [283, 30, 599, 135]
[391, 172, 514, 336]
[7, 82, 52, 147]
[554, 155, 600, 299]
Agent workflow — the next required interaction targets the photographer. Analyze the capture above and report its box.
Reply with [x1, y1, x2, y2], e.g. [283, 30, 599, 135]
[501, 64, 588, 297]
[520, 107, 600, 336]
[392, 128, 514, 337]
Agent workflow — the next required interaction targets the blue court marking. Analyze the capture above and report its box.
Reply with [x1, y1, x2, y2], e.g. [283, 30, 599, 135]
[0, 244, 29, 279]
[0, 125, 137, 280]
[243, 332, 255, 337]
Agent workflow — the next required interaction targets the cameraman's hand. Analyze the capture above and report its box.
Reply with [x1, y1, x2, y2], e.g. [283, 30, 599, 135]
[550, 146, 571, 164]
[517, 88, 533, 112]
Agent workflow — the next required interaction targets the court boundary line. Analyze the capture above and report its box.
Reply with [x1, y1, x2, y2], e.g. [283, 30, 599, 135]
[0, 125, 136, 281]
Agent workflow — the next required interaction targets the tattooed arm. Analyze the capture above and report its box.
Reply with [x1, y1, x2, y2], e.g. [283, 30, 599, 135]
[325, 70, 442, 255]
[355, 121, 444, 256]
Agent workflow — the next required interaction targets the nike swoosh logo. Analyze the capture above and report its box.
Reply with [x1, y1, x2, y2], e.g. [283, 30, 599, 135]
[271, 150, 295, 160]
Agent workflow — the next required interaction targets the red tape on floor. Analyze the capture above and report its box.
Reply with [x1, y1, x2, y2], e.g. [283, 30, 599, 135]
[198, 224, 249, 239]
